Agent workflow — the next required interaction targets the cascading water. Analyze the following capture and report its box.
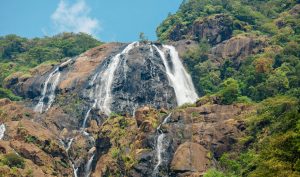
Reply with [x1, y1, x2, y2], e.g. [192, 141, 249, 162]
[85, 155, 95, 177]
[34, 68, 60, 113]
[0, 124, 6, 140]
[72, 164, 78, 177]
[90, 42, 138, 115]
[73, 42, 138, 177]
[71, 42, 196, 177]
[82, 99, 97, 131]
[153, 113, 172, 176]
[66, 138, 74, 152]
[34, 58, 73, 113]
[153, 45, 198, 106]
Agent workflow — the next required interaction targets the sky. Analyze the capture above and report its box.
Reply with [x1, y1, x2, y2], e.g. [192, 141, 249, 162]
[0, 0, 182, 42]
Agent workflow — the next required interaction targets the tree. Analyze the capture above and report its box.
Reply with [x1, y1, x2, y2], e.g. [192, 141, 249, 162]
[139, 32, 148, 43]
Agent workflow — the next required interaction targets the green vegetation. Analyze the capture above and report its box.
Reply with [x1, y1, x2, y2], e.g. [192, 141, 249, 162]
[160, 0, 300, 104]
[157, 0, 298, 41]
[204, 168, 226, 177]
[158, 0, 300, 176]
[1, 153, 25, 169]
[219, 96, 300, 177]
[0, 32, 102, 100]
[139, 32, 148, 43]
[0, 87, 21, 101]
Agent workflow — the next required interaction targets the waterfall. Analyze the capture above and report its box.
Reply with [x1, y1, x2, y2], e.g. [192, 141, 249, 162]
[0, 124, 6, 140]
[34, 67, 60, 113]
[82, 99, 97, 131]
[90, 42, 138, 115]
[72, 164, 78, 177]
[66, 138, 74, 152]
[34, 58, 73, 113]
[80, 41, 138, 177]
[85, 154, 95, 177]
[153, 45, 198, 106]
[153, 113, 172, 176]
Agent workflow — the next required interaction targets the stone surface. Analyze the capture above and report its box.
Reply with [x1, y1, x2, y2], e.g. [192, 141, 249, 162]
[171, 142, 209, 173]
[192, 14, 233, 45]
[168, 14, 233, 45]
[210, 34, 266, 66]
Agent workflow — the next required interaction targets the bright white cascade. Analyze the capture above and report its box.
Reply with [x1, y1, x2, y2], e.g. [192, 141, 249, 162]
[65, 138, 74, 152]
[153, 45, 198, 105]
[34, 59, 72, 113]
[85, 155, 95, 177]
[77, 42, 137, 177]
[72, 164, 78, 177]
[0, 124, 6, 140]
[91, 42, 138, 115]
[82, 99, 97, 130]
[153, 113, 172, 176]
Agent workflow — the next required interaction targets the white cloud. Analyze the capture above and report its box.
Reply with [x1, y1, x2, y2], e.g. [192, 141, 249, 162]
[51, 0, 100, 36]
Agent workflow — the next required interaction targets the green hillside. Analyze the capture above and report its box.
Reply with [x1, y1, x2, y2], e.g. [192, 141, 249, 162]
[158, 0, 300, 176]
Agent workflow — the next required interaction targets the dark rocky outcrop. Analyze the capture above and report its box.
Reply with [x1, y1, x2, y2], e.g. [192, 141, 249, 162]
[168, 14, 233, 45]
[210, 34, 267, 66]
[192, 14, 233, 45]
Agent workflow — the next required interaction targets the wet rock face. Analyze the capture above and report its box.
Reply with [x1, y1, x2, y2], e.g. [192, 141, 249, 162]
[6, 42, 177, 117]
[110, 43, 176, 114]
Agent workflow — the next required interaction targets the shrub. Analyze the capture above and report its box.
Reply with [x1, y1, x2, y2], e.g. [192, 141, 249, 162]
[2, 153, 25, 169]
[204, 168, 227, 177]
[0, 87, 21, 101]
[219, 78, 240, 105]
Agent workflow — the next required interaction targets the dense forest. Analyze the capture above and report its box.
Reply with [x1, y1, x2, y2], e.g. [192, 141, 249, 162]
[157, 0, 300, 176]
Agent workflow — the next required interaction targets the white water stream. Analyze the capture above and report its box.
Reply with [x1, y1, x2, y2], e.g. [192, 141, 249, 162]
[85, 155, 95, 177]
[90, 42, 138, 115]
[34, 58, 72, 113]
[153, 113, 172, 176]
[39, 43, 197, 177]
[0, 124, 6, 140]
[73, 42, 138, 177]
[153, 45, 198, 106]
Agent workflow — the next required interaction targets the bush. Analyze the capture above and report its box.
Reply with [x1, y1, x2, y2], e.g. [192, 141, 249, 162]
[204, 168, 226, 177]
[219, 78, 240, 105]
[2, 153, 25, 169]
[0, 87, 21, 101]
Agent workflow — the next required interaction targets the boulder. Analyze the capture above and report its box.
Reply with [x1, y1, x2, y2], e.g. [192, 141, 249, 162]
[171, 142, 209, 173]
